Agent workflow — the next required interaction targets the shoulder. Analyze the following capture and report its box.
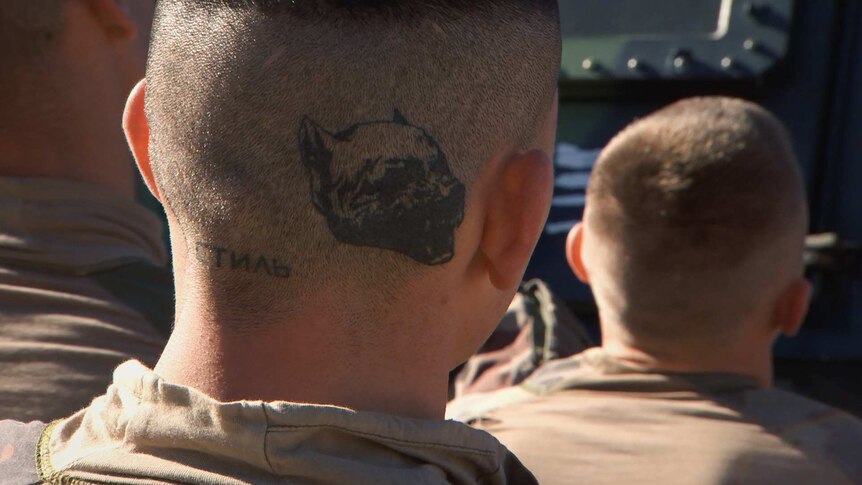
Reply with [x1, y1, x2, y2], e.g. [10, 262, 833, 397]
[447, 386, 541, 424]
[495, 448, 539, 485]
[447, 349, 607, 424]
[0, 420, 47, 485]
[733, 387, 862, 479]
[738, 386, 862, 432]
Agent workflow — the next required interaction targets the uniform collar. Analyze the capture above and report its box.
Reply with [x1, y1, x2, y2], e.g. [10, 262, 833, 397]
[525, 348, 761, 395]
[45, 361, 518, 484]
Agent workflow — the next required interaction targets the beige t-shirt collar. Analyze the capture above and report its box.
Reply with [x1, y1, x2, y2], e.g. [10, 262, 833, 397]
[524, 347, 761, 395]
[43, 361, 519, 484]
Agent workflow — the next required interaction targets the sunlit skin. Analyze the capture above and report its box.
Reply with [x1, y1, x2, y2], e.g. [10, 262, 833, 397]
[126, 82, 559, 420]
[567, 213, 811, 388]
[0, 0, 155, 198]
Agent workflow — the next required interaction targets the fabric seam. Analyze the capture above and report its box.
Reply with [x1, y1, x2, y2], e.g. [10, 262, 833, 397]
[261, 404, 276, 473]
[266, 423, 496, 456]
[36, 420, 64, 485]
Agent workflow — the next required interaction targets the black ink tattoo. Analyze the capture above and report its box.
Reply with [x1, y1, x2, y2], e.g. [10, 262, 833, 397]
[196, 242, 291, 279]
[298, 111, 466, 265]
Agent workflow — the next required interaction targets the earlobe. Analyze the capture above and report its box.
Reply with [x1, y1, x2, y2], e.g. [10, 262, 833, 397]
[777, 278, 812, 337]
[480, 149, 554, 290]
[123, 80, 160, 201]
[566, 223, 590, 284]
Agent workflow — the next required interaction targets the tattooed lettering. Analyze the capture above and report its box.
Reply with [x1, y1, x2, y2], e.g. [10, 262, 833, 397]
[230, 252, 251, 271]
[196, 242, 291, 279]
[298, 111, 466, 265]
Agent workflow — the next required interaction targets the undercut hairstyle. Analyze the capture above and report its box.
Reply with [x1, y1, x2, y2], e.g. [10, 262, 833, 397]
[146, 0, 560, 310]
[586, 97, 807, 340]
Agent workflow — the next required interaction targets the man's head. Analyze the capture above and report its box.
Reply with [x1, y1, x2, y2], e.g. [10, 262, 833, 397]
[126, 0, 560, 365]
[0, 0, 155, 195]
[0, 0, 153, 110]
[568, 97, 810, 354]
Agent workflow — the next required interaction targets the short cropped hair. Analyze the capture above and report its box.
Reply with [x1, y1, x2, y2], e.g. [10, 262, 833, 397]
[146, 0, 560, 307]
[586, 97, 807, 340]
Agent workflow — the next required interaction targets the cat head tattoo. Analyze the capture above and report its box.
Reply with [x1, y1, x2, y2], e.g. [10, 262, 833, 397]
[299, 112, 466, 265]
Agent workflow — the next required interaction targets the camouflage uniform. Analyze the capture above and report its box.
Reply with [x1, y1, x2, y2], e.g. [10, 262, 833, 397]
[449, 348, 862, 485]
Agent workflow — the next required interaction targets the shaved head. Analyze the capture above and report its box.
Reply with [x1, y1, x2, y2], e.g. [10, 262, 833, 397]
[146, 0, 560, 311]
[583, 97, 807, 342]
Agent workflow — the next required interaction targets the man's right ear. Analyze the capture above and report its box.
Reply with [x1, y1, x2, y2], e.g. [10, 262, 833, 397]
[566, 222, 589, 284]
[123, 79, 160, 201]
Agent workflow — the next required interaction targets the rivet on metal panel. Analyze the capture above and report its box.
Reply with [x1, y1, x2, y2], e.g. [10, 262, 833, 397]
[668, 49, 692, 74]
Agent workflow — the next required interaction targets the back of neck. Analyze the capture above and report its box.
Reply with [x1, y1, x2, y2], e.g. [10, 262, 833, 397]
[601, 326, 774, 388]
[155, 295, 450, 420]
[0, 76, 134, 198]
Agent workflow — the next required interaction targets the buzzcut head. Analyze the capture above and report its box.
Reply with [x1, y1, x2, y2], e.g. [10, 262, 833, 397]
[146, 0, 560, 310]
[584, 97, 807, 342]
